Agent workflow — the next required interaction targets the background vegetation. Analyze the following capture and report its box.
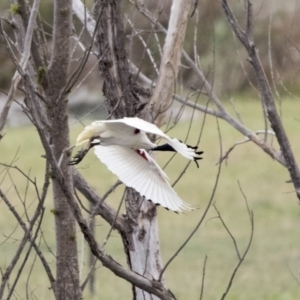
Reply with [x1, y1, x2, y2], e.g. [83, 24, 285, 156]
[2, 98, 300, 299]
[1, 0, 300, 95]
[1, 0, 300, 299]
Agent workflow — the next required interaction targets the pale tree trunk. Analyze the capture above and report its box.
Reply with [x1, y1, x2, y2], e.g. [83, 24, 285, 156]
[94, 0, 191, 299]
[45, 0, 82, 298]
[127, 1, 193, 296]
[150, 0, 192, 127]
[124, 191, 164, 300]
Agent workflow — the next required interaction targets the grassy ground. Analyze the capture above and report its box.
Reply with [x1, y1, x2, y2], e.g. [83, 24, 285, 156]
[1, 98, 300, 299]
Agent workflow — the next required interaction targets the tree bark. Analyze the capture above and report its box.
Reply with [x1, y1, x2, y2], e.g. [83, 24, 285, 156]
[125, 191, 164, 300]
[150, 0, 192, 127]
[95, 0, 141, 118]
[94, 1, 165, 299]
[45, 0, 82, 298]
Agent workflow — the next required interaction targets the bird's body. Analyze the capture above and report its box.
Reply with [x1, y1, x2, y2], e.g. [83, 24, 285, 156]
[77, 119, 157, 149]
[72, 117, 203, 212]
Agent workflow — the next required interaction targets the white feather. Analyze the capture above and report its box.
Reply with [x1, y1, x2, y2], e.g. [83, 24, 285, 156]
[73, 117, 202, 212]
[94, 145, 192, 212]
[89, 118, 200, 161]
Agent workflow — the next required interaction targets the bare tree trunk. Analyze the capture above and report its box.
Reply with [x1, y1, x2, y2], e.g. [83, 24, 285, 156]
[95, 0, 142, 118]
[0, 0, 82, 298]
[150, 0, 192, 126]
[93, 0, 192, 299]
[94, 1, 165, 299]
[124, 190, 164, 300]
[45, 0, 82, 298]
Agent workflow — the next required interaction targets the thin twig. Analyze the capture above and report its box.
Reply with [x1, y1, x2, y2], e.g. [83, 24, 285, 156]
[222, 0, 300, 200]
[213, 204, 241, 260]
[88, 180, 122, 227]
[0, 0, 41, 133]
[102, 189, 125, 248]
[219, 181, 254, 300]
[159, 114, 224, 281]
[7, 209, 45, 300]
[199, 255, 207, 300]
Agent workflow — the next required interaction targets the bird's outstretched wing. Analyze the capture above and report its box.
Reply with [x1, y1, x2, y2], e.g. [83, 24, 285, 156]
[122, 118, 202, 161]
[91, 118, 163, 136]
[93, 118, 202, 161]
[94, 145, 193, 212]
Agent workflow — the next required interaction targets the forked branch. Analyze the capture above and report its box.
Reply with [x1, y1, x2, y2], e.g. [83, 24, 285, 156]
[219, 182, 254, 300]
[221, 0, 300, 200]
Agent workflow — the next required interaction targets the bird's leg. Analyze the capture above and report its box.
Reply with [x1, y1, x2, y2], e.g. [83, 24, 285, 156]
[69, 138, 100, 165]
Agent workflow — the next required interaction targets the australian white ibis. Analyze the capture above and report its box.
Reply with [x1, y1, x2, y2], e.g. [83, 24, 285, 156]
[70, 117, 203, 212]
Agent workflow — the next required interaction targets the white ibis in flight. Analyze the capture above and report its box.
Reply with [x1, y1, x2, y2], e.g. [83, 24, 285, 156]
[70, 117, 203, 212]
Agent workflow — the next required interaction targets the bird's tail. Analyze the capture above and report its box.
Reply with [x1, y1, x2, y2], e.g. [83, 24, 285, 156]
[169, 139, 203, 166]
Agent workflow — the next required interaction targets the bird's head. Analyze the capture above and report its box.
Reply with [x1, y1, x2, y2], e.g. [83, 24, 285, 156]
[76, 124, 101, 146]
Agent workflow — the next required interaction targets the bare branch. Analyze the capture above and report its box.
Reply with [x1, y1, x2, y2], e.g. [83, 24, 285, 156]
[159, 115, 224, 281]
[217, 138, 250, 166]
[220, 182, 254, 300]
[0, 0, 40, 133]
[221, 0, 300, 200]
[88, 180, 122, 227]
[102, 190, 125, 248]
[72, 0, 96, 37]
[199, 256, 207, 300]
[213, 205, 241, 260]
[126, 16, 159, 76]
[54, 160, 175, 299]
[132, 3, 288, 170]
[80, 257, 98, 291]
[73, 171, 127, 235]
[72, 0, 292, 177]
[0, 186, 49, 297]
[7, 209, 45, 300]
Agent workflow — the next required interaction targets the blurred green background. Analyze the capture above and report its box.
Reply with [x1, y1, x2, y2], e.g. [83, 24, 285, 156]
[1, 0, 300, 95]
[1, 0, 300, 298]
[1, 98, 300, 299]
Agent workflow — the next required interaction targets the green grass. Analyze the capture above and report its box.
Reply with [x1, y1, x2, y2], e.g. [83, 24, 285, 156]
[1, 98, 300, 299]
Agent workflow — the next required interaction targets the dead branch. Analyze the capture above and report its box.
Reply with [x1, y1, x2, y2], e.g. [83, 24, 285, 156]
[36, 132, 175, 299]
[0, 0, 40, 133]
[159, 115, 224, 281]
[129, 2, 288, 170]
[73, 171, 127, 234]
[0, 161, 54, 293]
[214, 205, 241, 260]
[219, 181, 254, 300]
[221, 0, 300, 200]
[0, 185, 50, 297]
[199, 255, 207, 300]
[7, 209, 45, 300]
[72, 0, 290, 174]
[126, 16, 159, 76]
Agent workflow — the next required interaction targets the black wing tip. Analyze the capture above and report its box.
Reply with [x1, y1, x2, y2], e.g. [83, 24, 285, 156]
[188, 146, 204, 154]
[147, 199, 181, 213]
[188, 145, 198, 150]
[192, 148, 203, 169]
[186, 144, 204, 158]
